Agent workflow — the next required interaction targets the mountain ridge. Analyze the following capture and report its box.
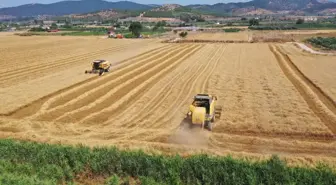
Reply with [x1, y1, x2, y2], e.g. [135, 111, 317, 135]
[1, 0, 336, 17]
[0, 0, 153, 17]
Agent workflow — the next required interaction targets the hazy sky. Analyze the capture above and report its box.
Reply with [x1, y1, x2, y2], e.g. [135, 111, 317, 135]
[0, 0, 250, 8]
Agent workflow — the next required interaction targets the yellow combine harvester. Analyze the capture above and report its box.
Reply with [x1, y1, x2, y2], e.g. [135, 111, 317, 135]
[85, 60, 111, 76]
[186, 94, 222, 131]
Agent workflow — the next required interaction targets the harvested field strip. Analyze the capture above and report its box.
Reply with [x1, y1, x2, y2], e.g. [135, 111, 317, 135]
[5, 45, 172, 118]
[270, 44, 336, 134]
[209, 134, 336, 157]
[0, 43, 145, 84]
[114, 45, 221, 129]
[33, 45, 201, 122]
[31, 44, 189, 121]
[214, 129, 335, 142]
[78, 45, 203, 124]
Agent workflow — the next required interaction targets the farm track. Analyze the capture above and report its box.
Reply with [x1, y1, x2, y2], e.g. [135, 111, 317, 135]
[269, 44, 336, 134]
[0, 41, 160, 86]
[6, 44, 173, 118]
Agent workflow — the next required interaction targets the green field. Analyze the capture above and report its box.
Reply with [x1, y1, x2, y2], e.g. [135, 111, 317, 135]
[307, 37, 336, 50]
[0, 139, 335, 185]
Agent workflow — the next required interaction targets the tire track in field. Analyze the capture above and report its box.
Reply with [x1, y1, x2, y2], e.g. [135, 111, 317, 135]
[0, 43, 141, 84]
[109, 45, 218, 128]
[76, 45, 203, 124]
[5, 45, 171, 118]
[269, 44, 336, 134]
[33, 45, 189, 122]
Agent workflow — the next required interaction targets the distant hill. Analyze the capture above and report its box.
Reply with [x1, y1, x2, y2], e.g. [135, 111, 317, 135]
[1, 0, 336, 18]
[0, 0, 152, 17]
[187, 0, 336, 15]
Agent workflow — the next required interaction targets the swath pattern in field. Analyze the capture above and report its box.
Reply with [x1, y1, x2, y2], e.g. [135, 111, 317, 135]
[11, 44, 203, 123]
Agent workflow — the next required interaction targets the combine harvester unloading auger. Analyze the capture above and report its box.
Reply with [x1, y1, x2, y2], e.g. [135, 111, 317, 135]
[186, 94, 222, 131]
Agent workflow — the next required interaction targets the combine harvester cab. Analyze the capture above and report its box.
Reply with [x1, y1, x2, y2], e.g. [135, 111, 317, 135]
[186, 94, 222, 131]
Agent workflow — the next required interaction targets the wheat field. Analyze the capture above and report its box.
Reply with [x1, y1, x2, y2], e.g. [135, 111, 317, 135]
[0, 34, 335, 166]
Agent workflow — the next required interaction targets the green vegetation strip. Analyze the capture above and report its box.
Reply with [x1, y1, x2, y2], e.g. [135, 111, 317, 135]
[0, 139, 335, 185]
[307, 37, 336, 50]
[223, 28, 241, 32]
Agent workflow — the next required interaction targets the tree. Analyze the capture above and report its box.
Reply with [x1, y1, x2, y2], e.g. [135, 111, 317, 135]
[179, 31, 188, 38]
[50, 23, 58, 30]
[241, 17, 247, 21]
[195, 16, 205, 22]
[114, 22, 121, 28]
[129, 22, 143, 37]
[249, 18, 259, 26]
[156, 20, 167, 27]
[173, 30, 178, 34]
[180, 14, 191, 23]
[296, 18, 305, 24]
[153, 21, 166, 31]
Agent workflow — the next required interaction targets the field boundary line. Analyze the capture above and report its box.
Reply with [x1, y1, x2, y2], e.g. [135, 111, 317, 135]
[269, 44, 336, 134]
